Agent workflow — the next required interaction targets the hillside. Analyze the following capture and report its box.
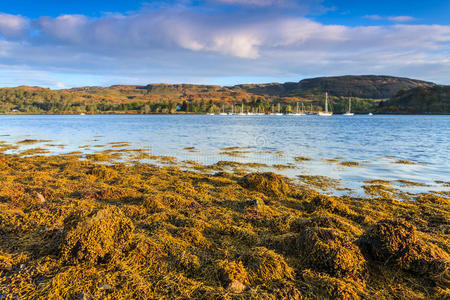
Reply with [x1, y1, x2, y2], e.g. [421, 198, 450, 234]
[0, 75, 438, 114]
[289, 75, 434, 99]
[378, 85, 450, 114]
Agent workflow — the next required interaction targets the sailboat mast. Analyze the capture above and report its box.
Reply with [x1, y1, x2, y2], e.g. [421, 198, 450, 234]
[325, 92, 329, 113]
[301, 102, 304, 114]
[349, 98, 351, 113]
[296, 102, 299, 114]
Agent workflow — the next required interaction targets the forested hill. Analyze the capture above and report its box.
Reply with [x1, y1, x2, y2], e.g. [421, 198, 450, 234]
[0, 75, 439, 114]
[238, 75, 434, 99]
[377, 85, 450, 114]
[291, 75, 434, 99]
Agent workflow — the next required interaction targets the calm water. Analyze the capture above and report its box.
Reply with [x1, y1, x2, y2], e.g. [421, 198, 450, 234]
[0, 114, 449, 195]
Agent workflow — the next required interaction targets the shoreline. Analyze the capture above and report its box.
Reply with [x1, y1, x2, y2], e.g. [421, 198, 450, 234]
[1, 112, 450, 116]
[0, 149, 448, 298]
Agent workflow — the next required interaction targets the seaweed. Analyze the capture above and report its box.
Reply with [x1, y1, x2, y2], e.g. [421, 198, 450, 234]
[0, 149, 448, 299]
[61, 207, 135, 265]
[239, 172, 292, 197]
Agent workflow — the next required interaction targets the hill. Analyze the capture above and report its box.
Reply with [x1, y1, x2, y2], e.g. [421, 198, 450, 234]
[288, 75, 434, 99]
[0, 75, 439, 114]
[378, 85, 450, 114]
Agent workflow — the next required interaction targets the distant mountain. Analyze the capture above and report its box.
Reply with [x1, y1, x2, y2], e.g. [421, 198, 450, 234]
[378, 85, 450, 114]
[237, 75, 435, 99]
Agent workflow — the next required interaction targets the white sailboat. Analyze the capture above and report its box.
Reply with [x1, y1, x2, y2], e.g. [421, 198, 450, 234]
[274, 103, 283, 116]
[219, 104, 227, 115]
[343, 98, 354, 116]
[238, 103, 246, 115]
[228, 104, 234, 115]
[291, 102, 305, 116]
[318, 92, 333, 116]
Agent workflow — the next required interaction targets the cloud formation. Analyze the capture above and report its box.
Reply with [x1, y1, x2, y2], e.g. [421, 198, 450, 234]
[0, 4, 449, 87]
[364, 15, 416, 22]
[0, 13, 28, 38]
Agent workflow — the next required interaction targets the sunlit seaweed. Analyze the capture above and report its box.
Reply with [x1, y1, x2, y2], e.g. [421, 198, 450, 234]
[395, 159, 417, 165]
[17, 139, 52, 145]
[0, 150, 448, 299]
[294, 156, 311, 162]
[339, 161, 361, 167]
[298, 175, 341, 191]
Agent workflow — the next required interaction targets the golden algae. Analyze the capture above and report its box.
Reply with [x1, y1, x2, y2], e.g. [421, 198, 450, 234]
[0, 149, 448, 299]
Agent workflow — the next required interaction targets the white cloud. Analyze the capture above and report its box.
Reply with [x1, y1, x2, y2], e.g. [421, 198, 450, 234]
[364, 14, 416, 23]
[0, 13, 28, 38]
[0, 8, 449, 87]
[388, 16, 416, 22]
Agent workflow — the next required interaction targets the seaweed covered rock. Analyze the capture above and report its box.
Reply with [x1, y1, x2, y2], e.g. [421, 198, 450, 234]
[359, 219, 450, 284]
[239, 172, 291, 197]
[294, 227, 365, 279]
[216, 259, 248, 293]
[243, 247, 294, 284]
[304, 194, 350, 215]
[300, 269, 364, 299]
[60, 207, 134, 265]
[359, 219, 416, 264]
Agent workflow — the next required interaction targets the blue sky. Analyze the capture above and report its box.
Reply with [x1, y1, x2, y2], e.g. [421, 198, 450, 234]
[0, 0, 449, 88]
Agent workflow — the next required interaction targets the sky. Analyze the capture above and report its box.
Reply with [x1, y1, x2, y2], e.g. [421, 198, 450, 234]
[0, 0, 449, 89]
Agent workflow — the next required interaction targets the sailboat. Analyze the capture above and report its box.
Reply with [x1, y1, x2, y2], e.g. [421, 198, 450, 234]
[219, 104, 227, 115]
[228, 104, 234, 115]
[238, 103, 246, 115]
[318, 92, 333, 116]
[274, 103, 283, 116]
[343, 98, 354, 116]
[291, 102, 305, 116]
[307, 103, 313, 115]
[256, 107, 264, 115]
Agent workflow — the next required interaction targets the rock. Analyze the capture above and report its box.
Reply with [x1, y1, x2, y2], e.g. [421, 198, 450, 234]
[98, 283, 113, 291]
[226, 280, 246, 293]
[36, 192, 46, 203]
[77, 293, 92, 300]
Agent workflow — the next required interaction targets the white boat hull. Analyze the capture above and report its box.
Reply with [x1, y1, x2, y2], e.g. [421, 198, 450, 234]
[318, 112, 333, 116]
[343, 113, 354, 116]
